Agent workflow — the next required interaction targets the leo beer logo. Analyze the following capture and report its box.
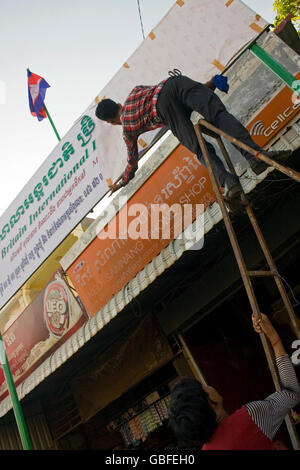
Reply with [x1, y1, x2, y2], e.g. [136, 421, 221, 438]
[44, 279, 70, 338]
[247, 72, 300, 147]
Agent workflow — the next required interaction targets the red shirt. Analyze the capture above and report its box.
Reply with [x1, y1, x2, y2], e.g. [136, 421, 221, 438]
[120, 80, 167, 185]
[202, 406, 276, 450]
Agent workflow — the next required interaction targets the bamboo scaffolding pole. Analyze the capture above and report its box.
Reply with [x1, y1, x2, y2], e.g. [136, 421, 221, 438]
[193, 119, 300, 450]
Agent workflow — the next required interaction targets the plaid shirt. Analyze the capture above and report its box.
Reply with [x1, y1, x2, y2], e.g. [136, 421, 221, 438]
[120, 79, 167, 185]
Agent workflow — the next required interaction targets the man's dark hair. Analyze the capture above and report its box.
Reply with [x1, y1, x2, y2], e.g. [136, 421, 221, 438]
[168, 377, 217, 447]
[95, 99, 120, 121]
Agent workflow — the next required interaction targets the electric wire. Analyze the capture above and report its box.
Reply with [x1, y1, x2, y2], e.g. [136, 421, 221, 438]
[137, 0, 145, 40]
[243, 175, 293, 182]
[277, 274, 299, 308]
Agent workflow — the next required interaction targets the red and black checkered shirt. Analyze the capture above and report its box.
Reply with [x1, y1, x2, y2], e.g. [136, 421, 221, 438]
[120, 79, 167, 186]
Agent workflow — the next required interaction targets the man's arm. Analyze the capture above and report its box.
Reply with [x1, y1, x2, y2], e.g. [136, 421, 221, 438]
[121, 131, 139, 186]
[245, 314, 300, 440]
[108, 132, 139, 195]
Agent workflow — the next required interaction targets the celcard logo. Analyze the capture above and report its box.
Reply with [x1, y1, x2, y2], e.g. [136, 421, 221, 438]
[250, 98, 300, 139]
[250, 120, 266, 136]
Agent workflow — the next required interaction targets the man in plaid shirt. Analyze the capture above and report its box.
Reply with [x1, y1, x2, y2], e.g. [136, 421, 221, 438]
[95, 73, 291, 197]
[116, 79, 167, 187]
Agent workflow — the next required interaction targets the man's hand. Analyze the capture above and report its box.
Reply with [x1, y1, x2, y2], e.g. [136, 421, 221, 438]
[108, 182, 123, 196]
[202, 385, 223, 407]
[252, 313, 287, 357]
[202, 385, 228, 422]
[108, 182, 122, 196]
[252, 313, 280, 344]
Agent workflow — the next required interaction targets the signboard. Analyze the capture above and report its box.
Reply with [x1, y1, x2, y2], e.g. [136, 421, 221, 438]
[0, 273, 87, 401]
[247, 72, 300, 147]
[0, 113, 105, 309]
[67, 145, 215, 317]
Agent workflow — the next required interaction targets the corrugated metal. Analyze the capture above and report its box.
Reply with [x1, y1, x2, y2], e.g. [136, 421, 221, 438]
[0, 422, 22, 450]
[0, 117, 299, 419]
[0, 413, 53, 450]
[27, 414, 53, 450]
[45, 385, 82, 440]
[270, 116, 300, 151]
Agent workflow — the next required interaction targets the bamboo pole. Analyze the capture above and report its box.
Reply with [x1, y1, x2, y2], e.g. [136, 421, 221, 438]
[178, 334, 208, 386]
[197, 120, 300, 183]
[193, 121, 300, 449]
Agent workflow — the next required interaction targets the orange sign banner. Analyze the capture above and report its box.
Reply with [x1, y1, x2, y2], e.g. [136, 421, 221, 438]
[246, 71, 300, 147]
[67, 145, 215, 317]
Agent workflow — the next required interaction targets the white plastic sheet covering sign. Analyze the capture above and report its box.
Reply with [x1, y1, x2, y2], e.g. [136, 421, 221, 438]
[89, 0, 267, 184]
[0, 0, 266, 309]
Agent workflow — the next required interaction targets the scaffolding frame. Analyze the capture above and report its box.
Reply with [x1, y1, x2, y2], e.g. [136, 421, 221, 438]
[194, 118, 300, 450]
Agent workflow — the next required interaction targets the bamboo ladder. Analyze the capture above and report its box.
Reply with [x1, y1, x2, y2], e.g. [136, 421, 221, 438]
[193, 118, 300, 450]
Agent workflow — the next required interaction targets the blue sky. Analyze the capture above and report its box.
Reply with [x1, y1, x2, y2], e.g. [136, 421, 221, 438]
[0, 0, 277, 216]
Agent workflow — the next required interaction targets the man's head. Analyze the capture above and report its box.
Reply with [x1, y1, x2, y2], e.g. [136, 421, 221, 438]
[168, 377, 219, 447]
[95, 99, 122, 125]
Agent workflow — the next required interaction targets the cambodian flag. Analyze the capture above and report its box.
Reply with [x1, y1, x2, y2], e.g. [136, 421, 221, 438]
[27, 69, 50, 121]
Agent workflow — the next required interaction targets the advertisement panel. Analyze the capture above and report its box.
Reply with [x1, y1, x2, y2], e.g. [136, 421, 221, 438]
[0, 273, 87, 401]
[67, 145, 215, 317]
[247, 72, 300, 147]
[0, 113, 104, 309]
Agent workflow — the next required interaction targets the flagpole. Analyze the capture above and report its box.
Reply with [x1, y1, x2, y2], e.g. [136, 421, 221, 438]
[43, 103, 61, 141]
[0, 333, 32, 450]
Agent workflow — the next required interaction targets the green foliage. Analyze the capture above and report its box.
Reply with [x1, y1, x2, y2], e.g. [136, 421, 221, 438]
[273, 0, 300, 32]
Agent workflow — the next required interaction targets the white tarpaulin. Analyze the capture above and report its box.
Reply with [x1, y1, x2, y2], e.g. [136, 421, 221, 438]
[89, 0, 267, 183]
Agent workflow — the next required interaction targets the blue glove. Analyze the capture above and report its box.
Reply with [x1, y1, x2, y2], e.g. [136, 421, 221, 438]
[212, 75, 229, 93]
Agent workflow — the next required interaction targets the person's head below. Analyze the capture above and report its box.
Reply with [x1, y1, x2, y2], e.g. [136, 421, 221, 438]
[168, 376, 224, 448]
[95, 99, 122, 125]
